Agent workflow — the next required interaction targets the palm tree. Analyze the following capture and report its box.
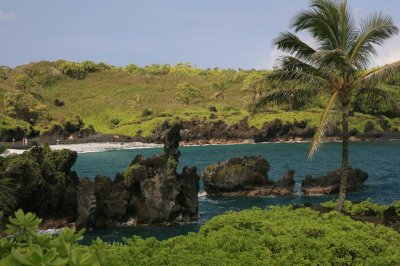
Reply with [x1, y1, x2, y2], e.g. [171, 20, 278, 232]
[242, 73, 269, 102]
[213, 81, 229, 116]
[272, 0, 400, 211]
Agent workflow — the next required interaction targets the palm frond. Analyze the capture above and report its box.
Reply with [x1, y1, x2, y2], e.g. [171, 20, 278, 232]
[308, 90, 339, 160]
[338, 0, 358, 53]
[311, 49, 352, 72]
[349, 12, 399, 68]
[354, 61, 400, 86]
[273, 32, 316, 61]
[270, 56, 331, 86]
[292, 0, 341, 50]
[256, 85, 323, 109]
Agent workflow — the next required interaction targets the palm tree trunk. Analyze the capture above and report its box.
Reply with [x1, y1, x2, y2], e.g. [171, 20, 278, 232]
[336, 96, 350, 212]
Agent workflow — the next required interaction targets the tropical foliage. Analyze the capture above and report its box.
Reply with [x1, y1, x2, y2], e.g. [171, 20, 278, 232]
[0, 59, 398, 140]
[212, 81, 230, 116]
[59, 61, 111, 79]
[321, 198, 400, 217]
[271, 0, 400, 211]
[0, 209, 99, 265]
[241, 73, 270, 102]
[98, 206, 400, 265]
[1, 203, 400, 265]
[0, 147, 17, 225]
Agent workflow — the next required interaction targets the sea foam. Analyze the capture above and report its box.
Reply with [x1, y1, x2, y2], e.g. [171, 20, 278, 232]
[4, 142, 163, 155]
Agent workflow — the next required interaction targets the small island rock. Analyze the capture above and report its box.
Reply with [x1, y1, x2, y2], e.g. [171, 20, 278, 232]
[301, 167, 368, 195]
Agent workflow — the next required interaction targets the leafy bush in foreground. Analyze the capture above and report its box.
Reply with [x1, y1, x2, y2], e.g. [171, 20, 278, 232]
[99, 206, 400, 265]
[0, 209, 99, 265]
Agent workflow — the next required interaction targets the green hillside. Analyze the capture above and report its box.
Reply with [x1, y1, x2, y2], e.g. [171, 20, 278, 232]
[0, 61, 399, 139]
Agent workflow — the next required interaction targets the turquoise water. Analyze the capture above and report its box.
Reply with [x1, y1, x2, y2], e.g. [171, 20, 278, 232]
[73, 141, 400, 244]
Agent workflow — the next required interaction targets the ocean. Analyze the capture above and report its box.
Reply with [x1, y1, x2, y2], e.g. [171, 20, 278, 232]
[71, 141, 400, 244]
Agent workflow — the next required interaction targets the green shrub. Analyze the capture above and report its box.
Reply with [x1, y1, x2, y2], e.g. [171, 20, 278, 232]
[59, 61, 109, 79]
[141, 107, 153, 117]
[167, 156, 177, 170]
[12, 73, 35, 90]
[321, 199, 392, 217]
[63, 116, 84, 133]
[125, 64, 139, 73]
[142, 64, 170, 75]
[123, 163, 141, 184]
[99, 206, 400, 265]
[59, 62, 87, 79]
[0, 65, 12, 80]
[108, 118, 120, 129]
[3, 91, 45, 123]
[0, 209, 100, 265]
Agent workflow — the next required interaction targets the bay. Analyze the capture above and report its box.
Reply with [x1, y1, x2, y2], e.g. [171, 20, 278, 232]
[72, 141, 400, 244]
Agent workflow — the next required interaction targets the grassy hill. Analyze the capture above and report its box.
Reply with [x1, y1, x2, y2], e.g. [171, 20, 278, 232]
[0, 61, 399, 139]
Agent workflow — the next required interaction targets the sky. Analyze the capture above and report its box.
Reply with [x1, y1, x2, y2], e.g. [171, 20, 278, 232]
[1, 0, 400, 69]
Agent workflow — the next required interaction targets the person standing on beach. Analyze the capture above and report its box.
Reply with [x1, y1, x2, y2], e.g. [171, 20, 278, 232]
[56, 138, 60, 145]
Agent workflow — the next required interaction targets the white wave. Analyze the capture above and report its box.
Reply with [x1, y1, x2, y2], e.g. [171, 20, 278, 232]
[2, 149, 25, 156]
[38, 228, 64, 236]
[181, 140, 255, 147]
[51, 142, 163, 153]
[198, 191, 207, 197]
[4, 142, 163, 155]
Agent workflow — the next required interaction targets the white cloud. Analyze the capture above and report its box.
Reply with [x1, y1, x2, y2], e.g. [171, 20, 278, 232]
[0, 10, 15, 20]
[373, 35, 400, 66]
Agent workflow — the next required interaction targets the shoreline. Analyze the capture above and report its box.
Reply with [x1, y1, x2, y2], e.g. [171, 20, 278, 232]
[2, 136, 399, 155]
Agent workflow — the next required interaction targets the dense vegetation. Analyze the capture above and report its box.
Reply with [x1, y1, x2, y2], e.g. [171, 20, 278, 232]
[1, 204, 400, 265]
[0, 60, 399, 139]
[0, 210, 99, 265]
[321, 198, 400, 217]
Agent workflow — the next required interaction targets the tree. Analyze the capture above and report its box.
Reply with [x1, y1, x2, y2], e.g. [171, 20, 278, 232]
[212, 81, 229, 116]
[0, 65, 12, 80]
[0, 147, 16, 225]
[12, 73, 35, 90]
[3, 91, 46, 123]
[242, 73, 269, 102]
[272, 0, 400, 211]
[174, 82, 203, 104]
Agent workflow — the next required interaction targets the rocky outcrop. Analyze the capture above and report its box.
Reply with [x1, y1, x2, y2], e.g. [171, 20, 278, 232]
[75, 121, 200, 228]
[1, 122, 199, 229]
[201, 156, 295, 196]
[301, 168, 368, 195]
[135, 117, 400, 145]
[0, 145, 79, 222]
[144, 118, 319, 144]
[202, 156, 270, 194]
[254, 119, 317, 142]
[76, 177, 96, 228]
